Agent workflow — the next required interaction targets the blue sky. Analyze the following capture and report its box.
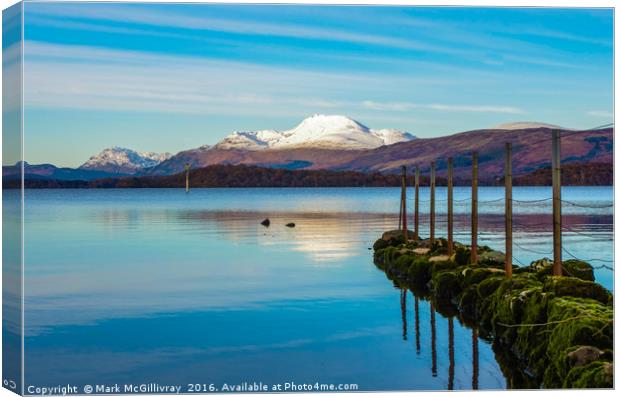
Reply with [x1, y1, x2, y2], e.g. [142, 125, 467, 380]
[15, 2, 614, 167]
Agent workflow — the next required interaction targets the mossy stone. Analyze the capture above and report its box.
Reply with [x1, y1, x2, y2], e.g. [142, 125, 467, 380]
[407, 257, 431, 286]
[432, 270, 461, 302]
[373, 238, 389, 251]
[477, 250, 506, 268]
[543, 276, 611, 304]
[562, 259, 595, 282]
[563, 361, 613, 388]
[454, 245, 471, 266]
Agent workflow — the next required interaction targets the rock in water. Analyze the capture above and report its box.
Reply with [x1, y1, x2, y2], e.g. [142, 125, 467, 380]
[285, 222, 295, 228]
[261, 218, 270, 227]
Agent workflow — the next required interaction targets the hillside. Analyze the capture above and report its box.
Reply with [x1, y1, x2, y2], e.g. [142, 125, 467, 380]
[147, 126, 612, 181]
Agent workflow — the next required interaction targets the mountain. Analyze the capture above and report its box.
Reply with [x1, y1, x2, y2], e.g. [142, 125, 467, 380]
[145, 122, 613, 183]
[213, 115, 415, 151]
[3, 162, 124, 181]
[79, 147, 172, 174]
[492, 121, 568, 130]
[147, 115, 414, 175]
[338, 126, 613, 182]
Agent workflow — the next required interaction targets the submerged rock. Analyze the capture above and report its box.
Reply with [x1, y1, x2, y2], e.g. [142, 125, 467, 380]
[260, 218, 270, 227]
[285, 222, 295, 228]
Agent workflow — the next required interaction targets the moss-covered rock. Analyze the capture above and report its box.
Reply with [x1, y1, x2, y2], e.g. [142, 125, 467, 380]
[478, 250, 506, 268]
[407, 256, 432, 286]
[373, 238, 390, 251]
[432, 270, 461, 302]
[543, 276, 612, 305]
[544, 296, 613, 385]
[563, 361, 613, 388]
[381, 229, 414, 246]
[454, 245, 471, 266]
[562, 259, 595, 282]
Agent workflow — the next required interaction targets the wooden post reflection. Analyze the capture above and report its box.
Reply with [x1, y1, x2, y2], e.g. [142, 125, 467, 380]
[414, 293, 420, 354]
[431, 303, 437, 377]
[472, 329, 479, 390]
[448, 317, 455, 390]
[400, 289, 408, 341]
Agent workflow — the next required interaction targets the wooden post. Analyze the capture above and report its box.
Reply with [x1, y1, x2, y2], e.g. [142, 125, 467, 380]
[414, 167, 420, 240]
[185, 163, 190, 193]
[552, 130, 562, 276]
[447, 157, 454, 256]
[401, 166, 408, 240]
[505, 143, 513, 277]
[430, 161, 436, 245]
[471, 152, 478, 263]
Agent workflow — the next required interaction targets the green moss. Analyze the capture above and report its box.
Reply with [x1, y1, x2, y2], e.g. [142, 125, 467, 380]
[543, 276, 612, 304]
[459, 285, 478, 319]
[477, 250, 506, 268]
[394, 254, 415, 272]
[563, 361, 613, 388]
[462, 267, 505, 287]
[562, 259, 595, 282]
[432, 270, 461, 302]
[545, 296, 613, 384]
[454, 245, 471, 266]
[407, 257, 431, 286]
[373, 238, 389, 251]
[430, 238, 449, 255]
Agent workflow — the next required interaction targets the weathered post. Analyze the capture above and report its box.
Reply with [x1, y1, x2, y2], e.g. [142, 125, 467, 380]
[471, 152, 478, 263]
[401, 165, 408, 240]
[414, 166, 420, 240]
[447, 157, 454, 256]
[430, 161, 436, 245]
[552, 130, 562, 276]
[185, 163, 190, 193]
[505, 143, 513, 277]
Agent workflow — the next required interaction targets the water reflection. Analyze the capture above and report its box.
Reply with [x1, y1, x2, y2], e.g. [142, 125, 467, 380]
[414, 294, 421, 354]
[472, 329, 479, 390]
[448, 317, 455, 390]
[430, 303, 437, 377]
[400, 289, 408, 341]
[20, 188, 612, 391]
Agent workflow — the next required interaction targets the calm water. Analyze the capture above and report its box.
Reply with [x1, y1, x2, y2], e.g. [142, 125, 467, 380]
[15, 187, 613, 391]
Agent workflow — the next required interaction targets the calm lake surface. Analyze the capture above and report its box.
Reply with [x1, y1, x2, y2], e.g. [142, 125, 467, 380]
[19, 187, 613, 391]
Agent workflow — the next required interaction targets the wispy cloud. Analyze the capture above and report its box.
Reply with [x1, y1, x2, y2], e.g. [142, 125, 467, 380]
[361, 100, 524, 114]
[587, 110, 613, 118]
[25, 41, 526, 118]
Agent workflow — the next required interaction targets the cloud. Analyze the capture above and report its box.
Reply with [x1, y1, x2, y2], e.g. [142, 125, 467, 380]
[362, 100, 524, 114]
[28, 3, 468, 56]
[587, 110, 613, 118]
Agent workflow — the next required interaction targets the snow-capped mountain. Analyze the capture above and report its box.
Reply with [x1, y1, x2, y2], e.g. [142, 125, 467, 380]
[214, 115, 415, 151]
[80, 147, 173, 174]
[492, 122, 569, 130]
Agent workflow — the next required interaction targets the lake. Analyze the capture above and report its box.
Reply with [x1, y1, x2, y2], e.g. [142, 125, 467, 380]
[13, 187, 613, 391]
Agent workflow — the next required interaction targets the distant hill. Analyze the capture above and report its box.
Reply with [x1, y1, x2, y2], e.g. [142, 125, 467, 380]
[512, 162, 612, 186]
[146, 126, 612, 182]
[5, 161, 612, 189]
[2, 162, 124, 181]
[5, 164, 402, 189]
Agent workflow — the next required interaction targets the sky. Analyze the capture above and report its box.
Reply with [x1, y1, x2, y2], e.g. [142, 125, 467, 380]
[9, 2, 615, 167]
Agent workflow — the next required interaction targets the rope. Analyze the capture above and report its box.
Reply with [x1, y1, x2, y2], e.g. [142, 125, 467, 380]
[562, 247, 614, 263]
[496, 314, 610, 329]
[512, 198, 553, 204]
[561, 225, 613, 241]
[513, 240, 553, 255]
[561, 199, 613, 209]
